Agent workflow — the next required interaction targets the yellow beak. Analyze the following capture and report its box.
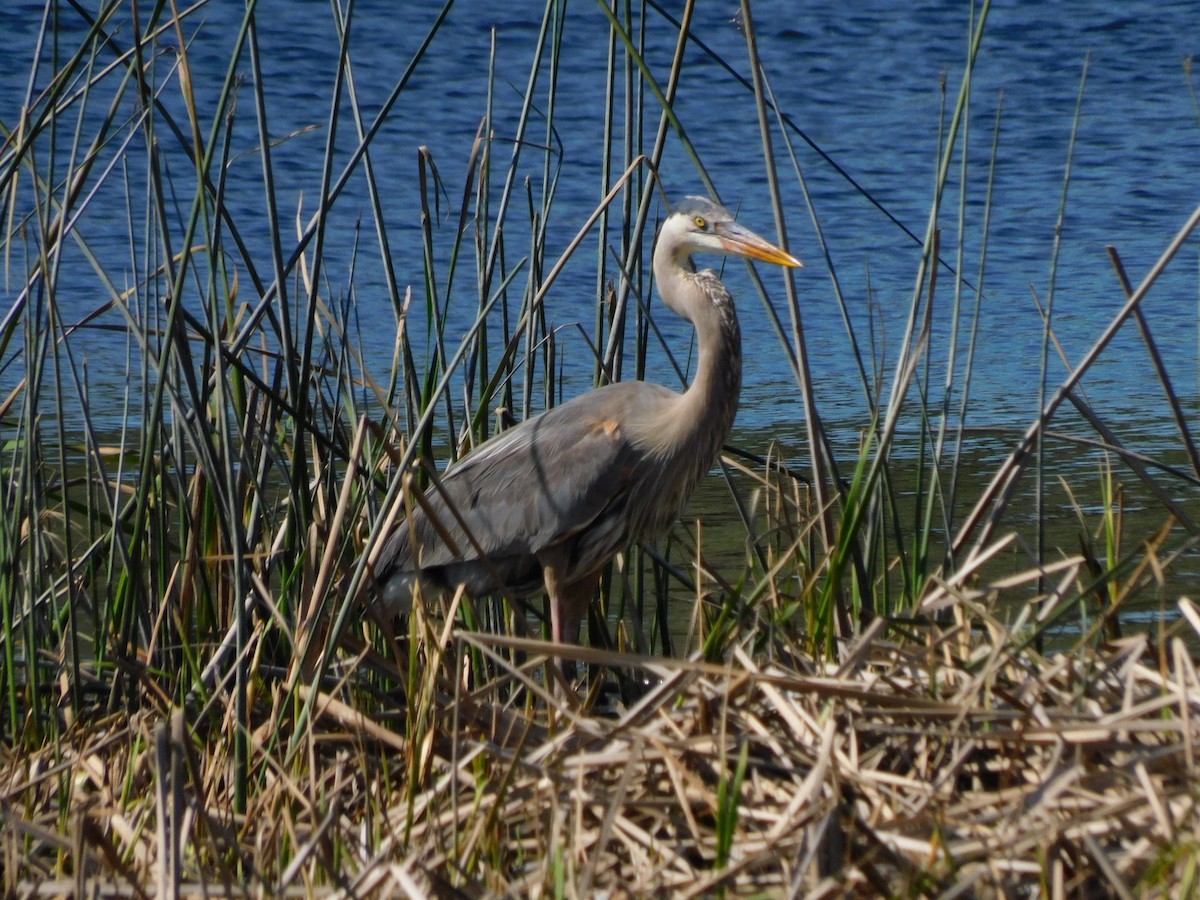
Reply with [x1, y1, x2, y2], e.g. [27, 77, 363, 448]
[718, 221, 803, 268]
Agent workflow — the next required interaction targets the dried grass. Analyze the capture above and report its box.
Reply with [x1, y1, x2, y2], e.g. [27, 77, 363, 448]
[4, 583, 1199, 897]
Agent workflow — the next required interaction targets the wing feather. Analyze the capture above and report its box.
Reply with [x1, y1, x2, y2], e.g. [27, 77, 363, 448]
[372, 381, 675, 590]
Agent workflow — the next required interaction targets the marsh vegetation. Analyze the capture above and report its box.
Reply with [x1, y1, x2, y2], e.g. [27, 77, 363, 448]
[2, 0, 1200, 895]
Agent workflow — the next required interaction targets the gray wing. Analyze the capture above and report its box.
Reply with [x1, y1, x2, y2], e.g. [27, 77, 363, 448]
[370, 381, 674, 599]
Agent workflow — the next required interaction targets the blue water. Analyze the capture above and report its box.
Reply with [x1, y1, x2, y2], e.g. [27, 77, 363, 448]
[2, 0, 1199, 461]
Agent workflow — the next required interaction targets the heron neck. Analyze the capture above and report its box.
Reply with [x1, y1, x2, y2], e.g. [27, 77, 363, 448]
[652, 246, 742, 465]
[683, 272, 742, 442]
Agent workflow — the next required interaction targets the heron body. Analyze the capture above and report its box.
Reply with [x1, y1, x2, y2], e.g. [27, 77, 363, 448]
[366, 196, 801, 655]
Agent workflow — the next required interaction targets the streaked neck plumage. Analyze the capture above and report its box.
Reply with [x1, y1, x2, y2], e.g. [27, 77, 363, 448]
[650, 228, 743, 474]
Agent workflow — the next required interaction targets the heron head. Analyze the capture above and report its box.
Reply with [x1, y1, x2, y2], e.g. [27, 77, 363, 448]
[665, 196, 803, 268]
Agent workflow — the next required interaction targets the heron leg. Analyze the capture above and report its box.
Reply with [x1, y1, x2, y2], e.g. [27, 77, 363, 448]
[554, 573, 599, 647]
[539, 548, 599, 679]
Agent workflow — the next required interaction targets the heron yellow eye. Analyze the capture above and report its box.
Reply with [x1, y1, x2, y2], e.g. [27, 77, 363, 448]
[693, 216, 707, 229]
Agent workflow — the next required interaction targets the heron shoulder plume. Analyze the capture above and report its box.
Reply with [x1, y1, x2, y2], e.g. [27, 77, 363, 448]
[360, 194, 801, 678]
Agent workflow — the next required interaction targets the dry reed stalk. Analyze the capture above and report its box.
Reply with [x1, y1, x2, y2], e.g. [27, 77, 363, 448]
[4, 569, 1200, 898]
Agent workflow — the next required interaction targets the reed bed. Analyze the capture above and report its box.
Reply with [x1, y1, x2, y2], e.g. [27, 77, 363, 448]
[5, 580, 1200, 896]
[3, 0, 1200, 895]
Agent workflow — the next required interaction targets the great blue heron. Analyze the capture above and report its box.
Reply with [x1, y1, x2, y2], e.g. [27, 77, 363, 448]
[364, 196, 801, 665]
